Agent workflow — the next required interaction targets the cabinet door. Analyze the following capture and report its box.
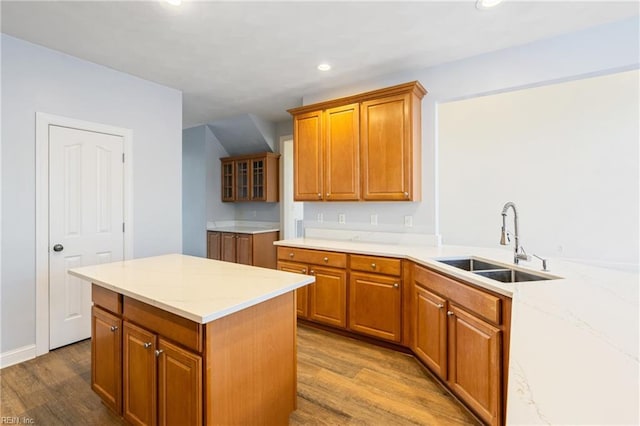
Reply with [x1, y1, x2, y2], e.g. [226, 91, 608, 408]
[221, 233, 237, 263]
[360, 93, 412, 200]
[157, 338, 202, 426]
[414, 286, 447, 379]
[250, 158, 266, 201]
[221, 160, 235, 202]
[293, 110, 323, 201]
[278, 261, 309, 318]
[207, 231, 221, 260]
[91, 306, 122, 414]
[349, 272, 401, 342]
[448, 305, 502, 426]
[123, 322, 157, 426]
[324, 103, 360, 201]
[235, 159, 250, 201]
[235, 234, 253, 265]
[309, 266, 347, 328]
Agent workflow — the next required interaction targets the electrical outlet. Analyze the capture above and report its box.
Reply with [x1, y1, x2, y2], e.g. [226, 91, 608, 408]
[338, 213, 346, 224]
[370, 214, 378, 225]
[317, 213, 323, 223]
[404, 215, 413, 227]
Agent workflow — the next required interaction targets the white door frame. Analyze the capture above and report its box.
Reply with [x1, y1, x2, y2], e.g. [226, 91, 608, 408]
[35, 112, 134, 356]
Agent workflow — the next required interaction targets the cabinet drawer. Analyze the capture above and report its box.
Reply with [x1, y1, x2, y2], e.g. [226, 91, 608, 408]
[350, 254, 401, 276]
[123, 297, 203, 353]
[92, 284, 122, 315]
[277, 247, 347, 268]
[414, 265, 502, 325]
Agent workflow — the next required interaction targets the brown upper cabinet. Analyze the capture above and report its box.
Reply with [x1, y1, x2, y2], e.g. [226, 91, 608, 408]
[289, 81, 426, 202]
[220, 152, 280, 202]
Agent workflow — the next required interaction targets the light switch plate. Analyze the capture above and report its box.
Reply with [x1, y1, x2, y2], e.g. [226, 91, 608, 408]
[370, 214, 378, 225]
[317, 213, 323, 223]
[338, 213, 346, 224]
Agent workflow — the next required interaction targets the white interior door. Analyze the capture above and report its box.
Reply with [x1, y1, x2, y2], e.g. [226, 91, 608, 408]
[49, 125, 124, 349]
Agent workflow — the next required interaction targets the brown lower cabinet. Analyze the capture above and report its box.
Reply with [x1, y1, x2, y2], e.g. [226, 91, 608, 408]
[413, 264, 509, 426]
[207, 230, 278, 269]
[277, 245, 511, 426]
[91, 283, 296, 426]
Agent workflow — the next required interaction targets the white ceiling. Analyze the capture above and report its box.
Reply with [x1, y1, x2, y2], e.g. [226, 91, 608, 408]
[2, 1, 638, 127]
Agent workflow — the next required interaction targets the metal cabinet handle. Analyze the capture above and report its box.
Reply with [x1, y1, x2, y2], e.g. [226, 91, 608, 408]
[317, 193, 322, 199]
[289, 252, 294, 258]
[110, 325, 118, 332]
[323, 257, 329, 263]
[371, 263, 376, 269]
[447, 311, 454, 316]
[301, 269, 306, 273]
[436, 304, 444, 309]
[155, 349, 164, 357]
[404, 192, 409, 198]
[326, 193, 330, 197]
[393, 283, 399, 288]
[310, 270, 315, 275]
[144, 342, 152, 349]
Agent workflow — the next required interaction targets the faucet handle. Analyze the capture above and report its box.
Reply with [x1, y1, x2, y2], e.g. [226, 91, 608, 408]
[516, 246, 531, 262]
[533, 254, 549, 271]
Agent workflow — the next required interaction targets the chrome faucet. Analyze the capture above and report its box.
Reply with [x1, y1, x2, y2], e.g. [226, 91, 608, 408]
[500, 202, 531, 264]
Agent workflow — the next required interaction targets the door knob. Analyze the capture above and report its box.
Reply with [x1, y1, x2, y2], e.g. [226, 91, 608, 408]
[53, 244, 64, 252]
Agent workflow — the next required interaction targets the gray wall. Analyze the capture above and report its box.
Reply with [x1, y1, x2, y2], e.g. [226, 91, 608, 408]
[182, 126, 208, 256]
[1, 35, 183, 353]
[301, 17, 639, 266]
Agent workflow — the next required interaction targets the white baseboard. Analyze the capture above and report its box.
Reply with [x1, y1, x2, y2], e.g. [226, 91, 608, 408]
[0, 344, 36, 369]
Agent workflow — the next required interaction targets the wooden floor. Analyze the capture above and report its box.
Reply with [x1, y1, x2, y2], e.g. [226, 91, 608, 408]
[1, 325, 477, 425]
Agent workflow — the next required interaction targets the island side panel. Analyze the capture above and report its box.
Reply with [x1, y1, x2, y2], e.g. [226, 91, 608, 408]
[205, 291, 297, 425]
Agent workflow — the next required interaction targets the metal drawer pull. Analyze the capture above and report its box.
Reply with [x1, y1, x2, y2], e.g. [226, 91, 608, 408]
[155, 349, 164, 357]
[301, 269, 306, 273]
[436, 304, 444, 309]
[447, 311, 454, 316]
[323, 257, 329, 263]
[110, 325, 118, 332]
[310, 270, 315, 275]
[289, 252, 294, 258]
[144, 342, 152, 349]
[371, 263, 376, 269]
[393, 283, 399, 288]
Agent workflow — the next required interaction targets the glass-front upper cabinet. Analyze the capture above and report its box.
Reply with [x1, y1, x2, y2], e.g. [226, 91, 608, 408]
[220, 153, 280, 202]
[221, 160, 235, 202]
[251, 159, 265, 201]
[235, 160, 250, 201]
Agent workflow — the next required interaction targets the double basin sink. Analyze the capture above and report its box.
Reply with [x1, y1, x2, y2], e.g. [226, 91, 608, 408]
[436, 257, 557, 283]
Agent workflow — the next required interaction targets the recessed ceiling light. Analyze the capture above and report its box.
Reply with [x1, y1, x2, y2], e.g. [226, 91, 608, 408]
[165, 0, 182, 6]
[317, 63, 331, 71]
[476, 0, 503, 10]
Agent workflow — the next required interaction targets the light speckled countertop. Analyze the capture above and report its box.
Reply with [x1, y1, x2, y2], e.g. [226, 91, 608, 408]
[69, 254, 312, 323]
[207, 225, 279, 234]
[275, 238, 639, 425]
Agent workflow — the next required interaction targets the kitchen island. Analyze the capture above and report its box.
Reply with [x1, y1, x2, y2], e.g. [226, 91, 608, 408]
[69, 254, 314, 426]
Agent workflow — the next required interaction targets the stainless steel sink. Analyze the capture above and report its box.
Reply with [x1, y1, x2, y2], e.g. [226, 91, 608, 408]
[474, 269, 551, 283]
[437, 258, 505, 272]
[436, 257, 556, 283]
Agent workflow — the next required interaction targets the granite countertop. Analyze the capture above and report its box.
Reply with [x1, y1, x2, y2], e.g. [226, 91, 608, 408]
[69, 254, 313, 324]
[275, 237, 639, 425]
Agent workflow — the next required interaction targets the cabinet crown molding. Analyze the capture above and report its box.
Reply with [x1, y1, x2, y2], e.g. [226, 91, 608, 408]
[288, 81, 427, 116]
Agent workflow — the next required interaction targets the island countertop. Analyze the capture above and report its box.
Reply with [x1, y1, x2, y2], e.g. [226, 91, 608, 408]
[69, 253, 314, 324]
